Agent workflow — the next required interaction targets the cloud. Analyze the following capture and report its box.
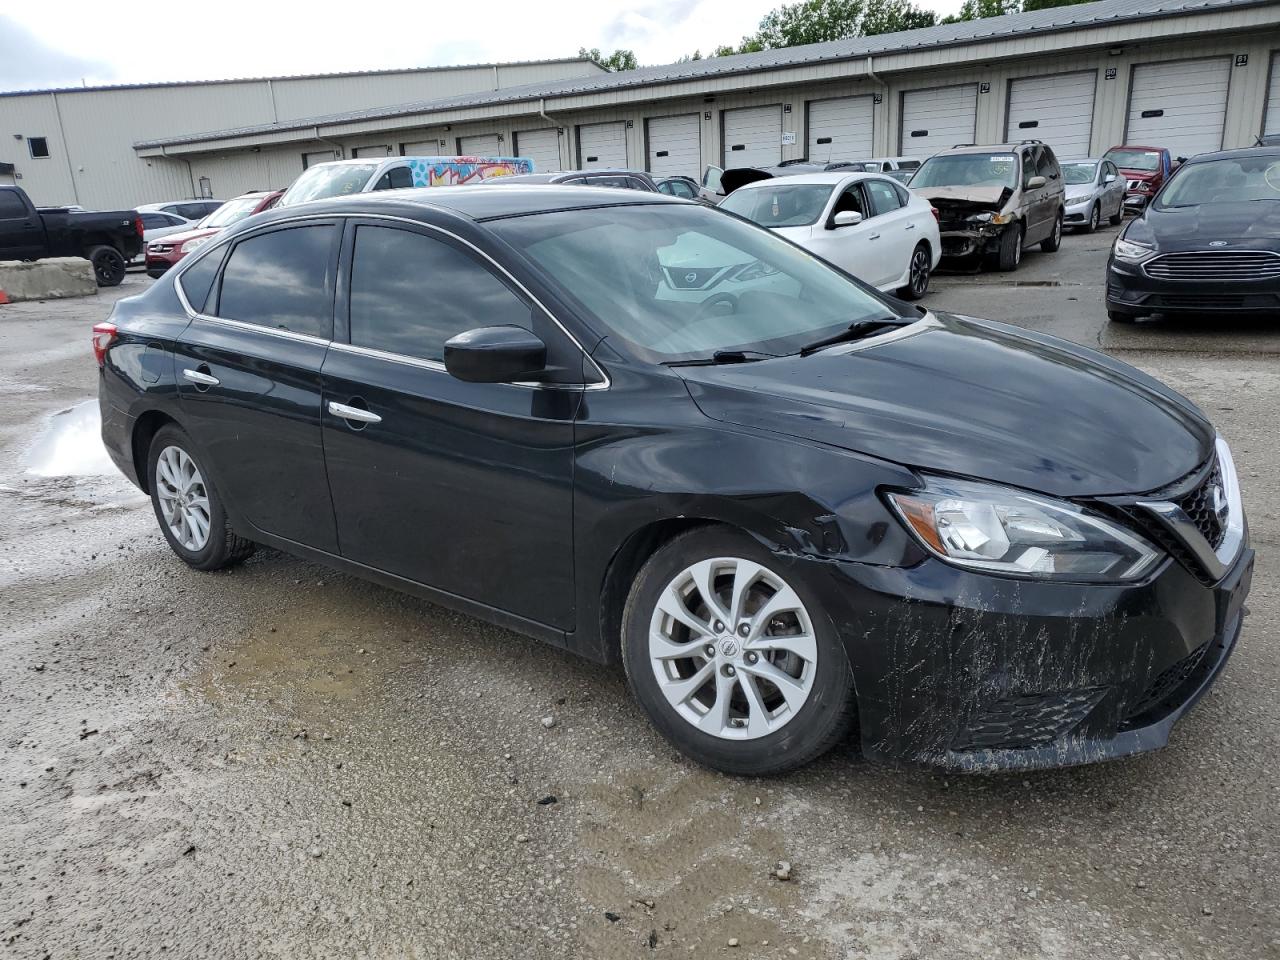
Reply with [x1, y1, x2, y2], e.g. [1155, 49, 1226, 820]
[0, 15, 116, 90]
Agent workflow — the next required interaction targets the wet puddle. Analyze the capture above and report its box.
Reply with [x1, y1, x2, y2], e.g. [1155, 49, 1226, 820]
[24, 400, 118, 478]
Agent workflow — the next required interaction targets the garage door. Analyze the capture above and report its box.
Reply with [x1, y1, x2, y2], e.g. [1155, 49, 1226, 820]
[646, 114, 701, 177]
[402, 138, 445, 154]
[458, 134, 502, 156]
[351, 144, 392, 158]
[577, 122, 628, 168]
[807, 96, 873, 162]
[723, 105, 783, 168]
[1263, 53, 1280, 136]
[513, 128, 561, 172]
[900, 85, 977, 158]
[1126, 58, 1230, 159]
[1006, 71, 1097, 160]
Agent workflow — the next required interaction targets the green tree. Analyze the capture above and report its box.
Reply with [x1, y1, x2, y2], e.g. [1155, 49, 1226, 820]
[942, 0, 1020, 22]
[1021, 0, 1093, 10]
[578, 47, 639, 71]
[712, 0, 938, 56]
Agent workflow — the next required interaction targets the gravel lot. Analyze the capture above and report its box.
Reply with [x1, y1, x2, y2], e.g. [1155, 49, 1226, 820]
[2, 225, 1277, 959]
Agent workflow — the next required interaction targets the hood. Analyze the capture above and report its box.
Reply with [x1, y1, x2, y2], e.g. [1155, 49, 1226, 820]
[1127, 201, 1280, 249]
[912, 185, 1011, 210]
[1064, 183, 1095, 202]
[150, 225, 219, 247]
[1117, 168, 1159, 181]
[677, 313, 1213, 497]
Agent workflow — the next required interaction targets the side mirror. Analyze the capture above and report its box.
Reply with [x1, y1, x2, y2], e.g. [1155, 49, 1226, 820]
[1026, 175, 1047, 189]
[444, 326, 547, 383]
[1104, 174, 1117, 184]
[829, 210, 863, 229]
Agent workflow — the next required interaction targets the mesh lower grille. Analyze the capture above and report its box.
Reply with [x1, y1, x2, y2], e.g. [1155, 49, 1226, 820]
[1123, 643, 1210, 724]
[952, 689, 1105, 752]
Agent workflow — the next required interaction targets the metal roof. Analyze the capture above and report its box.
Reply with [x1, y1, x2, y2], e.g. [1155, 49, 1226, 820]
[135, 0, 1266, 151]
[0, 57, 600, 99]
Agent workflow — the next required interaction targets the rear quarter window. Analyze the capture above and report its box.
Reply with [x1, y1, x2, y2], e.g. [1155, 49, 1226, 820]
[214, 225, 336, 338]
[178, 252, 222, 314]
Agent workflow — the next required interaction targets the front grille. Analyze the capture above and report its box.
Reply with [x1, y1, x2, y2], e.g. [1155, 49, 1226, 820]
[952, 688, 1105, 752]
[1122, 642, 1209, 724]
[1176, 461, 1226, 549]
[1144, 251, 1280, 282]
[149, 244, 173, 254]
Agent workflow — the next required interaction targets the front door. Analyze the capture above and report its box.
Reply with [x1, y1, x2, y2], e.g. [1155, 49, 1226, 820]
[0, 189, 44, 261]
[805, 183, 891, 286]
[173, 221, 341, 552]
[321, 221, 579, 630]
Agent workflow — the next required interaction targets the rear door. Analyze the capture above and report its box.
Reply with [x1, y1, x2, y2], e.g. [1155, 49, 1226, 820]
[862, 178, 917, 288]
[577, 122, 628, 168]
[0, 189, 45, 260]
[172, 221, 341, 552]
[1126, 58, 1230, 159]
[321, 221, 580, 629]
[646, 114, 701, 178]
[900, 85, 977, 157]
[722, 106, 782, 168]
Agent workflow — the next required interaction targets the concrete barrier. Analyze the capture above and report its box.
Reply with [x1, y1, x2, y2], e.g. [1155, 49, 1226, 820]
[0, 258, 98, 303]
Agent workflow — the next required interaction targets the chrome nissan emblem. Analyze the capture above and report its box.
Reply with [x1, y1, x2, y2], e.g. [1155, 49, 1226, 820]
[719, 637, 739, 658]
[1208, 241, 1227, 247]
[685, 272, 698, 283]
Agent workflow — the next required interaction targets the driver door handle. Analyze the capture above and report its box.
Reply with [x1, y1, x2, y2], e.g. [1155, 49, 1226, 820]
[182, 368, 219, 387]
[328, 401, 382, 425]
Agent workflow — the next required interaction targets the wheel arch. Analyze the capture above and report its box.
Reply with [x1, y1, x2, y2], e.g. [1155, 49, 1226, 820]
[131, 409, 180, 495]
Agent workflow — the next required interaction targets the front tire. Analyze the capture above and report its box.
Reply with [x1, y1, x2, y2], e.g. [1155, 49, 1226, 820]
[621, 527, 857, 776]
[147, 425, 254, 571]
[897, 242, 932, 300]
[1085, 203, 1100, 234]
[1040, 211, 1063, 252]
[996, 223, 1023, 272]
[88, 245, 126, 287]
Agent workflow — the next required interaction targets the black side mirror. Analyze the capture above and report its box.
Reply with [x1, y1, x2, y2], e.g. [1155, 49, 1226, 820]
[444, 326, 547, 383]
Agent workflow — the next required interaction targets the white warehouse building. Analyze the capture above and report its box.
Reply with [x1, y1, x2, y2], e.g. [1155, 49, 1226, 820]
[5, 0, 1280, 211]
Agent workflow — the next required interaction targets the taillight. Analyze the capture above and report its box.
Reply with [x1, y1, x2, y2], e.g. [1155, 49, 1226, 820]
[930, 206, 939, 222]
[134, 215, 144, 238]
[92, 322, 117, 368]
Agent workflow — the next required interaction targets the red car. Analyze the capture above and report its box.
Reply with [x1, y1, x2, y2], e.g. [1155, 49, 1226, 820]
[1102, 145, 1175, 213]
[145, 190, 282, 278]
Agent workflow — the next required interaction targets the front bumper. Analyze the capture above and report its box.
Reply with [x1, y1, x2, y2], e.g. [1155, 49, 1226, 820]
[937, 223, 1004, 259]
[1064, 197, 1095, 225]
[1107, 257, 1280, 316]
[793, 540, 1253, 772]
[144, 249, 185, 279]
[1123, 192, 1151, 210]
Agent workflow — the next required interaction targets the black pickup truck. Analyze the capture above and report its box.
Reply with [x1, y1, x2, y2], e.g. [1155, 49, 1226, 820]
[0, 185, 142, 286]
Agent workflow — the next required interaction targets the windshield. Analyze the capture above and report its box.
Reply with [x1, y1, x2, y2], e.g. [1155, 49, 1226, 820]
[200, 195, 265, 229]
[1105, 149, 1160, 172]
[279, 163, 378, 206]
[1157, 156, 1280, 208]
[910, 153, 1018, 190]
[489, 204, 895, 364]
[720, 184, 835, 227]
[1061, 162, 1098, 185]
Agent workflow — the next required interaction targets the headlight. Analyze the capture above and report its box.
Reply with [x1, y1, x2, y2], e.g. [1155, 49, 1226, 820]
[181, 237, 210, 254]
[1113, 238, 1154, 263]
[964, 212, 1013, 225]
[886, 476, 1160, 582]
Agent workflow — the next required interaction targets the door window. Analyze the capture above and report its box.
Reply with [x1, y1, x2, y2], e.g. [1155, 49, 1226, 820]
[372, 166, 414, 190]
[587, 175, 630, 189]
[215, 225, 336, 338]
[864, 179, 903, 217]
[1036, 147, 1059, 181]
[702, 166, 724, 193]
[831, 185, 867, 219]
[0, 191, 28, 218]
[1021, 149, 1040, 188]
[141, 213, 172, 229]
[348, 225, 531, 364]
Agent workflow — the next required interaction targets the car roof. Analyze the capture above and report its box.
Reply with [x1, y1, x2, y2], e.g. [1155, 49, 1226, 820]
[1105, 145, 1164, 152]
[939, 144, 1031, 155]
[733, 171, 888, 188]
[268, 184, 682, 221]
[1183, 146, 1280, 163]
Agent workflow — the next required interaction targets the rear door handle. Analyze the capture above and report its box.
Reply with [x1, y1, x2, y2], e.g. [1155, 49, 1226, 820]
[328, 401, 382, 425]
[905, 223, 917, 231]
[868, 233, 881, 240]
[182, 368, 219, 387]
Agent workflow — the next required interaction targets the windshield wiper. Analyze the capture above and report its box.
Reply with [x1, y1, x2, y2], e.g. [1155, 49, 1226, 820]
[798, 316, 914, 356]
[664, 350, 778, 367]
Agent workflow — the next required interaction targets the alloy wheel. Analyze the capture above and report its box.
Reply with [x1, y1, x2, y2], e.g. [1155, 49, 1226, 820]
[910, 247, 931, 297]
[648, 557, 817, 740]
[1090, 204, 1101, 231]
[155, 445, 211, 551]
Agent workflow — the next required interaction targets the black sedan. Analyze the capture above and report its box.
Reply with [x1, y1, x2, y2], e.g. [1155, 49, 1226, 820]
[1107, 146, 1280, 322]
[95, 187, 1252, 775]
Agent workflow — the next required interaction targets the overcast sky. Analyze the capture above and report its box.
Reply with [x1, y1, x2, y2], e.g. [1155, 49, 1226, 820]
[1, 0, 966, 91]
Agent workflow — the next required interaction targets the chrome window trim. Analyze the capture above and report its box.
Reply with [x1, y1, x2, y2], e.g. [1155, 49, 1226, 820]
[171, 210, 610, 391]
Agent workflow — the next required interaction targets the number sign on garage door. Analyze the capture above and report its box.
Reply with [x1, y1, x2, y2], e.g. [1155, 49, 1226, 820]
[514, 128, 561, 172]
[1126, 58, 1230, 159]
[577, 122, 628, 168]
[1263, 52, 1280, 136]
[458, 134, 502, 156]
[807, 97, 873, 162]
[900, 85, 977, 158]
[646, 114, 701, 177]
[722, 105, 783, 168]
[1006, 71, 1097, 160]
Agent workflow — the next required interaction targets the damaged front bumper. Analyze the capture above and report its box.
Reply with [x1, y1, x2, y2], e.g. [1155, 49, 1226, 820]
[785, 541, 1253, 772]
[937, 221, 1007, 260]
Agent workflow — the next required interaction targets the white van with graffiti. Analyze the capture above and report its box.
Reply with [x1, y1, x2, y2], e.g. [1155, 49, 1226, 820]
[278, 156, 534, 207]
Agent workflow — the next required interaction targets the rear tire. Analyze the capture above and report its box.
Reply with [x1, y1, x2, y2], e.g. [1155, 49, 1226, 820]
[996, 224, 1023, 272]
[1109, 205, 1124, 226]
[88, 245, 126, 287]
[897, 242, 931, 300]
[621, 526, 857, 776]
[147, 425, 254, 571]
[1040, 211, 1063, 252]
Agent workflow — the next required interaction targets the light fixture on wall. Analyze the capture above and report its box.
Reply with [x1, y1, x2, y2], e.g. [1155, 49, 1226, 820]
[1109, 46, 1124, 56]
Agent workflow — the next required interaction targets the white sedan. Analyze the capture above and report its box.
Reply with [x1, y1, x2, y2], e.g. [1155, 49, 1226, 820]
[719, 172, 941, 299]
